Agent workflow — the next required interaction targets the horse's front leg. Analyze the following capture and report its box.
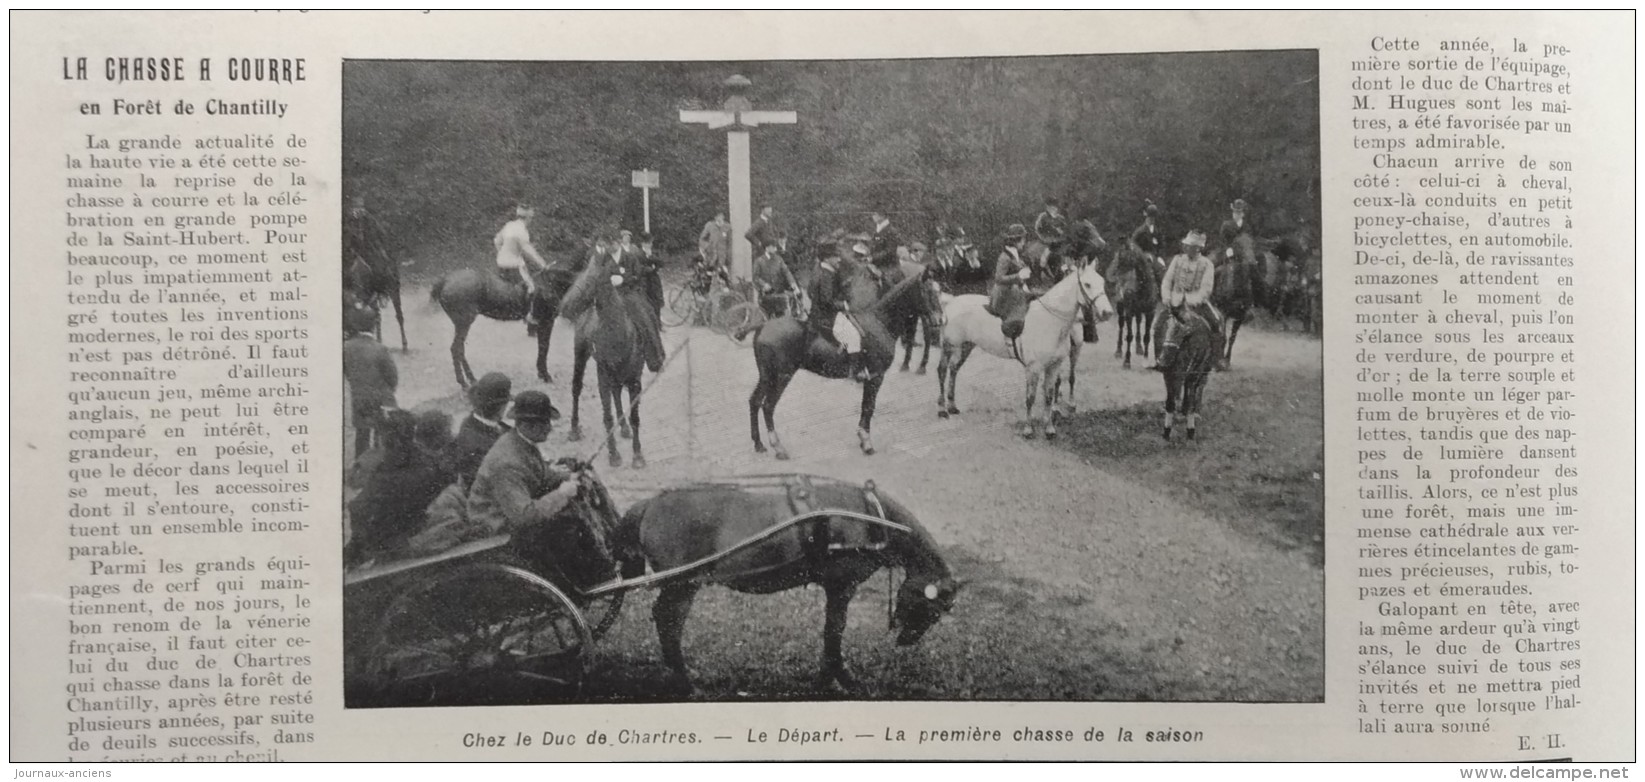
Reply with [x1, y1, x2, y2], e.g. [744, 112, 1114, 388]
[568, 343, 589, 441]
[945, 343, 974, 416]
[749, 374, 768, 453]
[857, 374, 883, 455]
[535, 319, 554, 384]
[653, 583, 702, 697]
[389, 284, 408, 352]
[598, 373, 622, 468]
[626, 379, 645, 468]
[1020, 369, 1040, 439]
[917, 320, 934, 375]
[935, 343, 953, 419]
[818, 580, 860, 692]
[764, 371, 795, 460]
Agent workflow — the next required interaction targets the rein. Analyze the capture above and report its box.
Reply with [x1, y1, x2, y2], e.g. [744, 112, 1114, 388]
[1032, 269, 1094, 323]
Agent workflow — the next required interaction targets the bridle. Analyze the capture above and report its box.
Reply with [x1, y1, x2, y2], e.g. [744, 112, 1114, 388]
[1032, 263, 1098, 323]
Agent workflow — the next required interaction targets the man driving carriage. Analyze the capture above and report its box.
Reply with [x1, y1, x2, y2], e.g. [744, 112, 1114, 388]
[495, 204, 554, 334]
[1151, 229, 1222, 369]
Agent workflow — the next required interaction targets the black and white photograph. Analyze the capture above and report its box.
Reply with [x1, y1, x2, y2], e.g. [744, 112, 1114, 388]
[339, 50, 1324, 707]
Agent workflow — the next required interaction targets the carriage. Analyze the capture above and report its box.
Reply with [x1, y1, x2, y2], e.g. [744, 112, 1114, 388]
[342, 465, 935, 707]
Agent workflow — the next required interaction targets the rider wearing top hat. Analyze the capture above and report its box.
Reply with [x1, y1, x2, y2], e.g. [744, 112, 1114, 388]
[1129, 200, 1164, 262]
[1034, 197, 1069, 273]
[1218, 198, 1256, 260]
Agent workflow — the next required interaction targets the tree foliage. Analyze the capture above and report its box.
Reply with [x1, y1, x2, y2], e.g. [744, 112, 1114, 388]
[343, 51, 1319, 269]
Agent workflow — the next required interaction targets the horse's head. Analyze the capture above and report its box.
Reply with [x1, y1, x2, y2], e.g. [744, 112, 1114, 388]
[916, 266, 946, 328]
[893, 574, 962, 646]
[1075, 260, 1115, 323]
[559, 254, 614, 321]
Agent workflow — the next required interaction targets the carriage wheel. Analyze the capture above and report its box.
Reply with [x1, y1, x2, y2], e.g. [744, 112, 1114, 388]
[662, 285, 695, 328]
[363, 563, 591, 707]
[720, 301, 762, 347]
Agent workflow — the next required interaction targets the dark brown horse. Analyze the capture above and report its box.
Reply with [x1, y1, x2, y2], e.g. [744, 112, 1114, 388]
[345, 254, 408, 351]
[1105, 247, 1160, 369]
[1211, 237, 1257, 370]
[748, 260, 944, 459]
[431, 265, 576, 387]
[1159, 306, 1224, 441]
[615, 476, 959, 694]
[558, 254, 665, 468]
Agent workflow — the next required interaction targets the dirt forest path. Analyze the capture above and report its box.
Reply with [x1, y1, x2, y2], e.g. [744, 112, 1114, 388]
[371, 280, 1323, 701]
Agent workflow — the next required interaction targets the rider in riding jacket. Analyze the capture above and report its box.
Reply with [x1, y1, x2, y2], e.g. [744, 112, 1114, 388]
[868, 210, 902, 276]
[344, 195, 393, 289]
[495, 204, 553, 334]
[806, 232, 869, 382]
[1033, 197, 1068, 274]
[1129, 200, 1164, 263]
[1153, 229, 1219, 368]
[989, 223, 1032, 337]
[1218, 198, 1256, 260]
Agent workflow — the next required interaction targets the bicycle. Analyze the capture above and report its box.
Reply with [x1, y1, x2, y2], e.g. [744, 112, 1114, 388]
[723, 289, 807, 347]
[662, 260, 746, 332]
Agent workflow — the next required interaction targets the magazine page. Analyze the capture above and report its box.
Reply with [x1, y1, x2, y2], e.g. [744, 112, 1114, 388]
[7, 10, 1634, 762]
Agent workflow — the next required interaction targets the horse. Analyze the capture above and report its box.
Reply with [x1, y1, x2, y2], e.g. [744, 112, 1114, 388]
[1211, 237, 1257, 370]
[1159, 306, 1224, 441]
[345, 254, 408, 351]
[1104, 247, 1160, 369]
[558, 253, 666, 468]
[431, 264, 576, 388]
[895, 243, 989, 374]
[747, 260, 944, 459]
[614, 476, 960, 694]
[935, 258, 1115, 439]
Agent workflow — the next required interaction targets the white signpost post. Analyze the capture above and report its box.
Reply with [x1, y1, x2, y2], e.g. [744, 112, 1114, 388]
[631, 169, 659, 234]
[679, 74, 797, 281]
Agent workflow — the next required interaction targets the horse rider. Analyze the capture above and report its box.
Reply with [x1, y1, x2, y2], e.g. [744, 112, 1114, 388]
[1128, 200, 1164, 266]
[495, 203, 553, 334]
[806, 232, 869, 382]
[698, 211, 731, 275]
[1218, 198, 1257, 262]
[752, 238, 800, 318]
[343, 194, 393, 293]
[745, 205, 778, 265]
[443, 371, 513, 490]
[343, 305, 398, 458]
[988, 223, 1033, 338]
[1033, 196, 1068, 275]
[868, 209, 903, 277]
[637, 232, 665, 320]
[1152, 229, 1220, 369]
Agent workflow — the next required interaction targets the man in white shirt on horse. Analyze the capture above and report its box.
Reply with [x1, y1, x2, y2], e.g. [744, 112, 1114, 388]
[494, 204, 553, 334]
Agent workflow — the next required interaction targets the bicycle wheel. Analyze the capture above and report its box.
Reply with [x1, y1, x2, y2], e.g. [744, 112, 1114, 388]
[720, 301, 763, 347]
[663, 285, 695, 328]
[706, 289, 746, 335]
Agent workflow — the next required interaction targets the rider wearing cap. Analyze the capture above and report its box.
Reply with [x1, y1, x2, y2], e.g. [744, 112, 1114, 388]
[495, 204, 553, 333]
[1152, 229, 1220, 367]
[989, 224, 1033, 338]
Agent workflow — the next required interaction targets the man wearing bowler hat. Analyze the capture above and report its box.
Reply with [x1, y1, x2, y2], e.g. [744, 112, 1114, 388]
[443, 372, 513, 490]
[466, 390, 580, 538]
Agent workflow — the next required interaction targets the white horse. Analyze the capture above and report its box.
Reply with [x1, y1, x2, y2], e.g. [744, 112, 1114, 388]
[935, 259, 1115, 439]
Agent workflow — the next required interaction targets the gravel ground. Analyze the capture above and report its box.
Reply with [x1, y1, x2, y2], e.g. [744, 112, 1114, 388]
[349, 276, 1323, 702]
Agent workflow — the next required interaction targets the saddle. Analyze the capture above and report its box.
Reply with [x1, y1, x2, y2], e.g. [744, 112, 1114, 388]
[987, 284, 1035, 339]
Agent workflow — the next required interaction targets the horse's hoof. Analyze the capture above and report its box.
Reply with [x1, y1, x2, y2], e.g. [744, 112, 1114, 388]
[1186, 429, 1196, 442]
[937, 410, 949, 420]
[632, 454, 647, 468]
[1044, 429, 1058, 441]
[946, 405, 960, 415]
[774, 449, 790, 461]
[1162, 428, 1172, 441]
[916, 366, 927, 376]
[1019, 426, 1038, 439]
[619, 425, 633, 440]
[753, 442, 767, 454]
[1123, 359, 1132, 369]
[898, 365, 909, 373]
[567, 428, 582, 442]
[608, 452, 623, 468]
